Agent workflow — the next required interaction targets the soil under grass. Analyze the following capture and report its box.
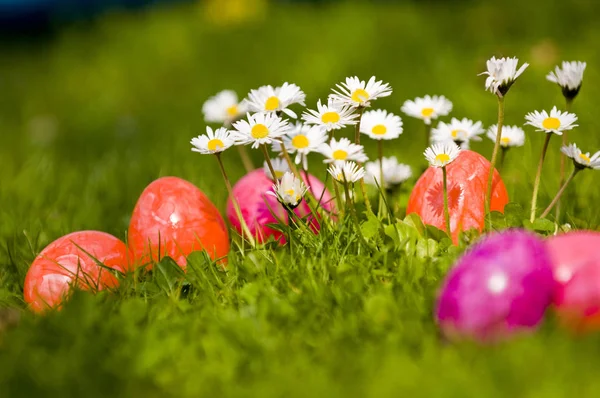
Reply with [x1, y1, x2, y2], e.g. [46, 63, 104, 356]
[2, 0, 600, 396]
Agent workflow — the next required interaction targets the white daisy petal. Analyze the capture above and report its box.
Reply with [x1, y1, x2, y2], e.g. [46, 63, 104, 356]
[266, 171, 309, 208]
[479, 56, 529, 96]
[365, 156, 412, 188]
[191, 126, 235, 155]
[202, 90, 247, 124]
[232, 112, 291, 149]
[401, 95, 453, 125]
[272, 122, 328, 170]
[547, 61, 586, 97]
[245, 82, 306, 118]
[329, 76, 392, 108]
[360, 109, 403, 140]
[524, 106, 578, 136]
[431, 117, 484, 149]
[486, 125, 525, 148]
[423, 142, 461, 168]
[302, 99, 358, 131]
[561, 143, 600, 170]
[328, 161, 366, 183]
[319, 137, 368, 164]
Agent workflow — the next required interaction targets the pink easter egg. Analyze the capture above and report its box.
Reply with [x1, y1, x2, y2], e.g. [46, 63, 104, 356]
[436, 229, 555, 342]
[546, 231, 600, 332]
[226, 169, 334, 244]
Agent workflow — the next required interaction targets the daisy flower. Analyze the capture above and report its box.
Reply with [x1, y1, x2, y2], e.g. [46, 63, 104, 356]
[329, 76, 392, 108]
[319, 137, 368, 164]
[359, 109, 403, 140]
[190, 126, 234, 155]
[424, 142, 461, 168]
[547, 61, 586, 99]
[263, 157, 290, 180]
[232, 112, 290, 148]
[480, 56, 529, 96]
[267, 171, 308, 209]
[401, 95, 453, 125]
[328, 161, 366, 183]
[365, 157, 412, 188]
[272, 123, 328, 169]
[486, 125, 525, 148]
[245, 82, 306, 118]
[431, 117, 484, 149]
[302, 99, 358, 131]
[202, 90, 247, 124]
[561, 143, 600, 170]
[524, 106, 578, 135]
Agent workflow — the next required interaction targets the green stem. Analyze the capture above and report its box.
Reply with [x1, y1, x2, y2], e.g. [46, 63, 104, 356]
[442, 166, 451, 238]
[540, 167, 579, 219]
[215, 153, 256, 247]
[353, 107, 372, 213]
[377, 140, 386, 218]
[237, 146, 254, 173]
[555, 97, 574, 221]
[530, 133, 553, 222]
[499, 147, 507, 171]
[485, 95, 505, 218]
[332, 180, 344, 219]
[261, 145, 278, 180]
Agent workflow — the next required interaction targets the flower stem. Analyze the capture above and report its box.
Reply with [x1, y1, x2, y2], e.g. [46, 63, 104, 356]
[555, 97, 574, 221]
[342, 179, 362, 236]
[353, 106, 372, 213]
[485, 95, 505, 217]
[540, 167, 579, 219]
[377, 140, 386, 218]
[499, 147, 507, 171]
[237, 146, 254, 173]
[530, 133, 553, 223]
[261, 144, 278, 180]
[332, 181, 344, 219]
[278, 138, 302, 179]
[442, 166, 451, 238]
[215, 153, 256, 247]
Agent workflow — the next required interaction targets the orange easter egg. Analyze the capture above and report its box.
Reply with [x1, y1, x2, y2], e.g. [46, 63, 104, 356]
[23, 231, 130, 313]
[407, 150, 508, 244]
[128, 176, 229, 268]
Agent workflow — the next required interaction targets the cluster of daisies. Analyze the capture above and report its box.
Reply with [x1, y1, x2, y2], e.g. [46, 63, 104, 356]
[192, 55, 593, 240]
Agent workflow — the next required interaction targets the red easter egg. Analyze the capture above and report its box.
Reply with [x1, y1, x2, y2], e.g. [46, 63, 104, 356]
[128, 176, 229, 268]
[226, 169, 334, 244]
[23, 231, 130, 313]
[546, 232, 600, 332]
[407, 150, 508, 244]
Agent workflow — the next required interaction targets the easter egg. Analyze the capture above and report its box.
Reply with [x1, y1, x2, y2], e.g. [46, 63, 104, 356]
[406, 150, 508, 244]
[436, 229, 555, 342]
[546, 232, 600, 332]
[23, 231, 130, 313]
[226, 169, 334, 244]
[128, 176, 229, 268]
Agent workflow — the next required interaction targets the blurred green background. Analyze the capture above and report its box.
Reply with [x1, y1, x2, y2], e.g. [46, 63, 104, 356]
[2, 0, 600, 396]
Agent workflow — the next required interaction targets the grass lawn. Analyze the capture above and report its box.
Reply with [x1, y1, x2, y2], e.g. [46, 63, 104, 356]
[2, 0, 600, 396]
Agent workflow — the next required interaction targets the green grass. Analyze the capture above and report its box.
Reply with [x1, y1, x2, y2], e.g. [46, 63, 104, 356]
[2, 0, 600, 396]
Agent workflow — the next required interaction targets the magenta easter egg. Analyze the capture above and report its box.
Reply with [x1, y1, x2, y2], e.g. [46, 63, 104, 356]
[436, 229, 555, 342]
[23, 231, 131, 313]
[546, 232, 600, 332]
[226, 170, 334, 244]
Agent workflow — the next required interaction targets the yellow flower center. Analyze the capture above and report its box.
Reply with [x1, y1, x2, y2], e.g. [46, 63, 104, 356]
[332, 150, 348, 160]
[226, 105, 238, 116]
[421, 107, 434, 117]
[501, 137, 510, 145]
[579, 153, 591, 164]
[207, 139, 225, 151]
[251, 124, 269, 139]
[542, 117, 561, 130]
[285, 188, 295, 197]
[372, 124, 387, 135]
[292, 135, 309, 149]
[321, 112, 340, 124]
[336, 173, 344, 181]
[351, 88, 369, 103]
[435, 153, 450, 163]
[274, 170, 285, 179]
[265, 96, 280, 111]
